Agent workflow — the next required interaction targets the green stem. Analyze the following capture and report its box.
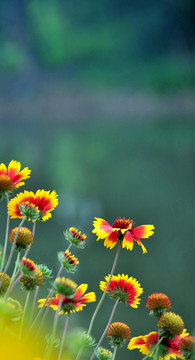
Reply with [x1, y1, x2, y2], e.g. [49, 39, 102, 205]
[57, 314, 70, 360]
[142, 337, 163, 360]
[112, 345, 118, 360]
[11, 251, 21, 282]
[23, 221, 36, 258]
[29, 286, 39, 323]
[0, 217, 26, 288]
[6, 273, 23, 298]
[5, 251, 21, 297]
[19, 290, 31, 339]
[87, 241, 121, 336]
[31, 262, 64, 330]
[45, 295, 63, 359]
[90, 298, 120, 360]
[74, 348, 83, 360]
[32, 245, 72, 330]
[0, 195, 10, 272]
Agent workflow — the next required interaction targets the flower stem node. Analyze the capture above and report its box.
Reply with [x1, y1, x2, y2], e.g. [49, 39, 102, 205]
[53, 277, 77, 297]
[58, 250, 79, 273]
[107, 322, 131, 347]
[64, 227, 86, 249]
[9, 227, 33, 251]
[157, 312, 184, 337]
[95, 347, 113, 360]
[37, 264, 53, 279]
[0, 272, 11, 296]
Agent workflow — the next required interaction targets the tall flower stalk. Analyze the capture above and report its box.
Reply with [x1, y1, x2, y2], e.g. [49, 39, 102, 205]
[87, 241, 121, 336]
[5, 251, 21, 297]
[0, 195, 10, 272]
[112, 345, 118, 360]
[19, 290, 31, 339]
[0, 216, 26, 288]
[57, 314, 70, 360]
[89, 298, 119, 360]
[31, 244, 71, 330]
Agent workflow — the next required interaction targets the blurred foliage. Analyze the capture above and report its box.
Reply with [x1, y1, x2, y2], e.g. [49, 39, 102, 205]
[0, 0, 194, 91]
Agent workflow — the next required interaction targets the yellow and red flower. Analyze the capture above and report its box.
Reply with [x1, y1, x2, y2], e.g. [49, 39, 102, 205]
[0, 161, 31, 193]
[99, 274, 143, 308]
[93, 217, 154, 253]
[179, 336, 195, 351]
[38, 283, 96, 314]
[7, 189, 58, 221]
[128, 329, 189, 359]
[179, 335, 195, 359]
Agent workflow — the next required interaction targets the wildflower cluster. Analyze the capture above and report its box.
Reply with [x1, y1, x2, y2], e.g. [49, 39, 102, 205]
[128, 292, 194, 359]
[0, 160, 193, 360]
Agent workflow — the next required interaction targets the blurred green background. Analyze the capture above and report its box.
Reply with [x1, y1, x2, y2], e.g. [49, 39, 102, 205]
[0, 1, 195, 359]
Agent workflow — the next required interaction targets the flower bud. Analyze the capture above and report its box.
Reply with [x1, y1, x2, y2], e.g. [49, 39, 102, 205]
[64, 227, 86, 249]
[95, 347, 113, 360]
[157, 312, 184, 337]
[146, 292, 171, 317]
[107, 322, 131, 347]
[9, 227, 33, 251]
[0, 273, 11, 296]
[53, 277, 77, 297]
[58, 250, 79, 273]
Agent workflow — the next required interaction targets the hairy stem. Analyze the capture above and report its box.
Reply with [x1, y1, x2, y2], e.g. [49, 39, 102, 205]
[90, 298, 119, 360]
[58, 314, 70, 360]
[87, 241, 121, 336]
[0, 195, 10, 272]
[0, 217, 26, 288]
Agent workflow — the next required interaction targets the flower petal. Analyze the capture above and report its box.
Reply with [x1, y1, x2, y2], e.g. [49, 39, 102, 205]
[132, 225, 154, 239]
[122, 231, 134, 250]
[104, 231, 119, 249]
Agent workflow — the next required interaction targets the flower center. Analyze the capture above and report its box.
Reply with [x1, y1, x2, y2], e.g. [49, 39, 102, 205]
[0, 175, 14, 191]
[112, 218, 132, 229]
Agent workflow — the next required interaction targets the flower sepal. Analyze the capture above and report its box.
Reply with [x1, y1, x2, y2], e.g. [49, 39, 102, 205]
[64, 228, 86, 249]
[158, 329, 175, 339]
[52, 277, 77, 297]
[80, 331, 96, 347]
[58, 250, 79, 273]
[19, 203, 41, 221]
[37, 264, 53, 279]
[149, 308, 167, 317]
[182, 349, 193, 360]
[45, 334, 60, 348]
